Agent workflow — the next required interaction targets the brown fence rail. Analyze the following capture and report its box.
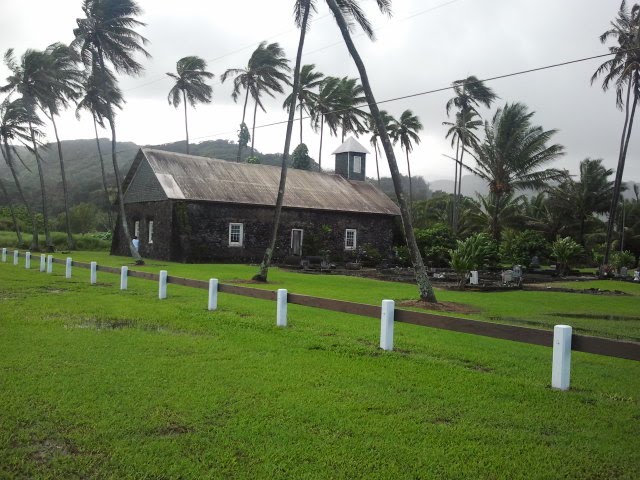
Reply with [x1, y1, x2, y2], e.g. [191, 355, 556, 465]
[11, 254, 637, 362]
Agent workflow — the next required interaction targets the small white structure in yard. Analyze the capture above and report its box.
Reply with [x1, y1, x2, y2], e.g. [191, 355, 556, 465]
[470, 271, 479, 285]
[501, 270, 513, 283]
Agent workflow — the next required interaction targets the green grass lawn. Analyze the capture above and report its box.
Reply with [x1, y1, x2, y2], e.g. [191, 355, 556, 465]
[0, 253, 639, 478]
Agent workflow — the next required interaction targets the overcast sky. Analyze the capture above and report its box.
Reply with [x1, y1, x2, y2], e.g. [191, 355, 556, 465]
[0, 0, 636, 184]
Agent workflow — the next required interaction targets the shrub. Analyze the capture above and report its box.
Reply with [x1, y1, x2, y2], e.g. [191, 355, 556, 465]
[414, 224, 456, 268]
[551, 237, 583, 275]
[449, 233, 496, 286]
[291, 143, 312, 170]
[610, 250, 635, 271]
[394, 245, 411, 267]
[500, 229, 549, 267]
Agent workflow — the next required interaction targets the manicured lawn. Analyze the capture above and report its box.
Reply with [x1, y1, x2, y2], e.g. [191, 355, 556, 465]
[0, 255, 639, 478]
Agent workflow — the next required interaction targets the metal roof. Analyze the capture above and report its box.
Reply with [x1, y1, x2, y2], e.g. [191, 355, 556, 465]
[332, 136, 370, 155]
[125, 149, 400, 216]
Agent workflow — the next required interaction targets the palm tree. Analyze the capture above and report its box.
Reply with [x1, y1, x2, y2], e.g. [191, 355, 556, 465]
[466, 192, 526, 241]
[389, 109, 423, 207]
[368, 109, 393, 186]
[39, 42, 83, 249]
[2, 47, 56, 250]
[0, 97, 42, 248]
[336, 76, 369, 141]
[445, 76, 497, 233]
[72, 0, 151, 263]
[76, 67, 124, 230]
[592, 1, 640, 265]
[166, 56, 214, 155]
[467, 103, 566, 243]
[283, 64, 323, 145]
[221, 42, 290, 161]
[325, 0, 437, 302]
[310, 75, 342, 171]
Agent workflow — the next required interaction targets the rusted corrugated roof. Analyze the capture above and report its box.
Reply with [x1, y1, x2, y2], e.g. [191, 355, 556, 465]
[136, 148, 400, 216]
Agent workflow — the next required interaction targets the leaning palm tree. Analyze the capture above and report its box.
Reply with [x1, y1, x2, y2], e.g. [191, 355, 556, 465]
[283, 64, 323, 145]
[0, 97, 42, 249]
[389, 109, 423, 207]
[72, 0, 151, 263]
[40, 42, 83, 249]
[221, 42, 290, 161]
[591, 1, 640, 265]
[76, 67, 124, 230]
[166, 56, 214, 155]
[323, 0, 437, 302]
[310, 75, 342, 171]
[2, 47, 56, 250]
[368, 109, 393, 186]
[336, 76, 369, 141]
[467, 102, 566, 243]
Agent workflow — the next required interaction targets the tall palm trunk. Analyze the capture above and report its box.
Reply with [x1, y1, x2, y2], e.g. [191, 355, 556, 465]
[3, 141, 38, 249]
[183, 90, 190, 154]
[254, 2, 311, 282]
[93, 114, 113, 230]
[492, 192, 502, 243]
[456, 142, 466, 231]
[326, 0, 436, 302]
[0, 176, 22, 245]
[375, 140, 380, 186]
[250, 95, 259, 157]
[318, 114, 324, 171]
[50, 110, 74, 250]
[236, 87, 251, 162]
[406, 149, 413, 209]
[604, 80, 638, 265]
[29, 122, 53, 251]
[97, 46, 142, 263]
[452, 135, 460, 231]
[299, 102, 303, 144]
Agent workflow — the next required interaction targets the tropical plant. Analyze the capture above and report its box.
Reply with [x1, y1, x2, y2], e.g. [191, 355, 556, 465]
[221, 41, 290, 160]
[449, 233, 495, 287]
[75, 67, 124, 231]
[467, 102, 565, 242]
[283, 63, 323, 145]
[72, 0, 151, 263]
[0, 97, 41, 248]
[325, 0, 437, 302]
[592, 1, 640, 265]
[389, 109, 422, 207]
[310, 75, 342, 171]
[611, 249, 635, 271]
[466, 192, 525, 243]
[291, 143, 312, 170]
[414, 223, 457, 268]
[499, 229, 549, 268]
[335, 76, 369, 142]
[368, 109, 393, 186]
[444, 76, 498, 233]
[166, 55, 214, 154]
[551, 236, 583, 275]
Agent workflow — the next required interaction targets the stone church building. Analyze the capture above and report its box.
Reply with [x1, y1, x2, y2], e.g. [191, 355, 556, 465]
[111, 137, 400, 263]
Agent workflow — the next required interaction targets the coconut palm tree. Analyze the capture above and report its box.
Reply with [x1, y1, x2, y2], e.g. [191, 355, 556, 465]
[336, 76, 369, 141]
[221, 42, 290, 161]
[466, 192, 526, 241]
[166, 56, 214, 155]
[467, 103, 566, 243]
[324, 0, 437, 302]
[310, 75, 342, 171]
[389, 109, 423, 207]
[283, 63, 323, 145]
[72, 0, 151, 263]
[75, 67, 124, 231]
[39, 42, 83, 249]
[2, 47, 56, 250]
[592, 1, 640, 265]
[0, 97, 42, 248]
[368, 109, 393, 186]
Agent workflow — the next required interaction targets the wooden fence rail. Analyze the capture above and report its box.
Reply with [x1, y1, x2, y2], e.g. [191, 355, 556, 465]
[11, 254, 634, 362]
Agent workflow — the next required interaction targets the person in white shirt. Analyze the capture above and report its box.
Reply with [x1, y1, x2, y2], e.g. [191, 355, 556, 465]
[132, 235, 140, 252]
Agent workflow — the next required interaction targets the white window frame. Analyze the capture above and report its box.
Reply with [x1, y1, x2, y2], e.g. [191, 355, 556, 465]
[229, 223, 244, 247]
[345, 229, 357, 251]
[134, 220, 140, 238]
[353, 155, 362, 174]
[148, 220, 154, 244]
[291, 228, 304, 255]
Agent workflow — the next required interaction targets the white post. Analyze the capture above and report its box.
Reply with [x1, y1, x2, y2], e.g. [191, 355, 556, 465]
[13, 250, 19, 265]
[90, 261, 97, 285]
[39, 254, 46, 272]
[46, 255, 53, 274]
[25, 251, 31, 269]
[120, 266, 128, 290]
[65, 258, 72, 279]
[208, 278, 218, 311]
[159, 270, 168, 300]
[380, 299, 395, 351]
[277, 289, 288, 327]
[2, 247, 7, 262]
[552, 325, 572, 391]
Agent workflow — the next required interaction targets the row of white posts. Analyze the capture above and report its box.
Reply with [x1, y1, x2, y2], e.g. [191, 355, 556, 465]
[1, 247, 573, 391]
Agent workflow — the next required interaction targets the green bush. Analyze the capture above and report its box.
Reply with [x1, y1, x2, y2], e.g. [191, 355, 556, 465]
[449, 233, 496, 286]
[610, 250, 635, 271]
[414, 224, 456, 268]
[551, 237, 583, 275]
[500, 229, 549, 267]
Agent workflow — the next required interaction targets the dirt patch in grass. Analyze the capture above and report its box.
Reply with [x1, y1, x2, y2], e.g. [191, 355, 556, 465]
[32, 438, 78, 464]
[154, 422, 194, 437]
[399, 300, 480, 314]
